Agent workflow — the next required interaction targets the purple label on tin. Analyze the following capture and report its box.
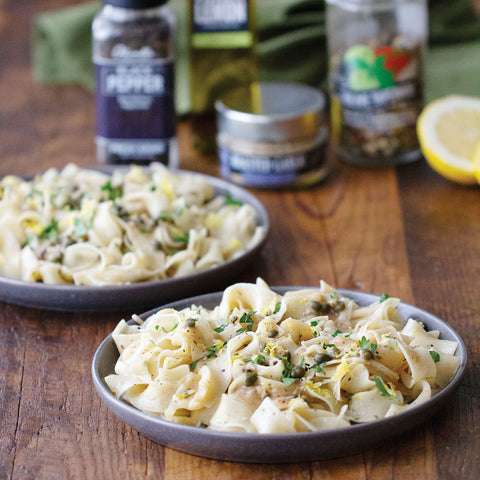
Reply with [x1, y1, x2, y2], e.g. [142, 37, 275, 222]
[95, 60, 175, 140]
[219, 143, 327, 187]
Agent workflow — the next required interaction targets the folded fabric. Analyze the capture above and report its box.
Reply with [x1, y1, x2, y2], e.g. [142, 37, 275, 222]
[32, 1, 100, 91]
[32, 0, 480, 115]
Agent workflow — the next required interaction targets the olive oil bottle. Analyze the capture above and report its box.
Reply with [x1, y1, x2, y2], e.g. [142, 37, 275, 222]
[188, 0, 259, 154]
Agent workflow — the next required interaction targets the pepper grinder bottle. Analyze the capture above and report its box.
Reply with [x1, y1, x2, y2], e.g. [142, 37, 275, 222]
[326, 0, 428, 166]
[92, 0, 177, 167]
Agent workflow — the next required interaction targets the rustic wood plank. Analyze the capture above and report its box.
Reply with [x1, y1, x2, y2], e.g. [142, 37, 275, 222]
[0, 305, 28, 479]
[398, 160, 480, 480]
[253, 162, 414, 300]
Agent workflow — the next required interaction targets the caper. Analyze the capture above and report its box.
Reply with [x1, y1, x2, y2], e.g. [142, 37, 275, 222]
[314, 353, 332, 364]
[268, 329, 278, 338]
[360, 348, 373, 360]
[333, 301, 346, 313]
[309, 300, 330, 314]
[244, 371, 257, 386]
[186, 318, 197, 328]
[291, 366, 306, 378]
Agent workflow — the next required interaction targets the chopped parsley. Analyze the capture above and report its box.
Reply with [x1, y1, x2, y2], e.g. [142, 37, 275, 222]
[279, 357, 294, 385]
[173, 232, 189, 243]
[332, 329, 342, 337]
[239, 311, 256, 331]
[429, 350, 440, 362]
[39, 219, 59, 240]
[358, 336, 377, 354]
[161, 323, 178, 333]
[379, 293, 389, 303]
[214, 320, 229, 333]
[312, 362, 326, 375]
[279, 357, 305, 386]
[22, 231, 35, 247]
[101, 180, 123, 201]
[191, 339, 228, 370]
[273, 301, 281, 314]
[374, 376, 401, 403]
[245, 354, 266, 365]
[224, 193, 243, 206]
[206, 343, 223, 358]
[281, 376, 297, 387]
[190, 359, 201, 371]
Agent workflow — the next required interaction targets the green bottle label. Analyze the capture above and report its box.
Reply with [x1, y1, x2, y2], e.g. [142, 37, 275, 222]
[191, 0, 252, 49]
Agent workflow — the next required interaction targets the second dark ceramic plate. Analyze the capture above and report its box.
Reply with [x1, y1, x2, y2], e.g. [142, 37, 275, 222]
[0, 172, 269, 312]
[92, 288, 467, 463]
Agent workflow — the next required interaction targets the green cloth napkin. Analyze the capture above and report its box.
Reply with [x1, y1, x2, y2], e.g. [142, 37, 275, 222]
[32, 1, 100, 91]
[32, 0, 480, 114]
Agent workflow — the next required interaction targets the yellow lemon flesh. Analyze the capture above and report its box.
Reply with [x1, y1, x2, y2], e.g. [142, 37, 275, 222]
[474, 141, 480, 185]
[417, 95, 480, 185]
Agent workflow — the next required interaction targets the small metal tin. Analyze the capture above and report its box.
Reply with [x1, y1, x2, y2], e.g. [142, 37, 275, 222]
[215, 82, 329, 188]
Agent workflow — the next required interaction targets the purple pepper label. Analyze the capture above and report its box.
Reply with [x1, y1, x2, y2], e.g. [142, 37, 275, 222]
[95, 59, 175, 141]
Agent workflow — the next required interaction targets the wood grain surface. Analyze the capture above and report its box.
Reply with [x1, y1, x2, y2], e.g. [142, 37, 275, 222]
[0, 2, 479, 479]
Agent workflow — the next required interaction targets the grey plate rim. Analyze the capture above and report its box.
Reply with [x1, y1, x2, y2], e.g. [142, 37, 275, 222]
[92, 287, 467, 464]
[0, 170, 270, 312]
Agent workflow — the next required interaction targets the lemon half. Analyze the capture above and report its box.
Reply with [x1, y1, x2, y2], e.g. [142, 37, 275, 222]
[417, 95, 480, 185]
[474, 141, 480, 185]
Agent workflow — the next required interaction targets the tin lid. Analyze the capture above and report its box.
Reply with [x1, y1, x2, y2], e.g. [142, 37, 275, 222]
[215, 82, 326, 143]
[103, 0, 167, 9]
[325, 0, 406, 12]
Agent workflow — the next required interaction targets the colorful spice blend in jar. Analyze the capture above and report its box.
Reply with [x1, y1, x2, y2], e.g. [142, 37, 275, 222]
[215, 82, 329, 189]
[92, 0, 177, 166]
[326, 0, 428, 166]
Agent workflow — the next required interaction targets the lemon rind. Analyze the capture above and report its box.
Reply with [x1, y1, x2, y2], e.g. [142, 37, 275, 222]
[417, 95, 480, 185]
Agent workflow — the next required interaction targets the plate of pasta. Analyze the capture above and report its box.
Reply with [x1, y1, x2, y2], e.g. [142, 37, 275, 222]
[0, 164, 268, 311]
[92, 279, 466, 463]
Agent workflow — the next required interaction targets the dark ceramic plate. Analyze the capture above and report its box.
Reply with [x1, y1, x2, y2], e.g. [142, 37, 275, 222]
[0, 172, 269, 312]
[92, 288, 467, 463]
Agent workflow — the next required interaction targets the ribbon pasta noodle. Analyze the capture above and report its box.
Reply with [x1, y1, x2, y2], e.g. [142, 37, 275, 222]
[0, 164, 263, 286]
[106, 279, 460, 433]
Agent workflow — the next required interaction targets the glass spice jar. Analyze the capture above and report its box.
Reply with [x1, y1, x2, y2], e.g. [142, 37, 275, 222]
[92, 0, 177, 167]
[326, 0, 428, 166]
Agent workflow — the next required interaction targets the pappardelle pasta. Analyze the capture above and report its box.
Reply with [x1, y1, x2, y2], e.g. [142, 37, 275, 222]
[106, 279, 460, 433]
[0, 164, 263, 286]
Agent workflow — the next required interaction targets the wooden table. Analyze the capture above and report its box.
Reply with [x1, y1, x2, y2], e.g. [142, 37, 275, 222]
[1, 2, 479, 479]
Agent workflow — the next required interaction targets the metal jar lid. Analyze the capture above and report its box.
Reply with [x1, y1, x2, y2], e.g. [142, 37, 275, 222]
[103, 0, 167, 9]
[325, 0, 405, 12]
[215, 82, 326, 143]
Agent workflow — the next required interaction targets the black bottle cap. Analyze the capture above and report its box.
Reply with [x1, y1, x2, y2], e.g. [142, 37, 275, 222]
[103, 0, 167, 9]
